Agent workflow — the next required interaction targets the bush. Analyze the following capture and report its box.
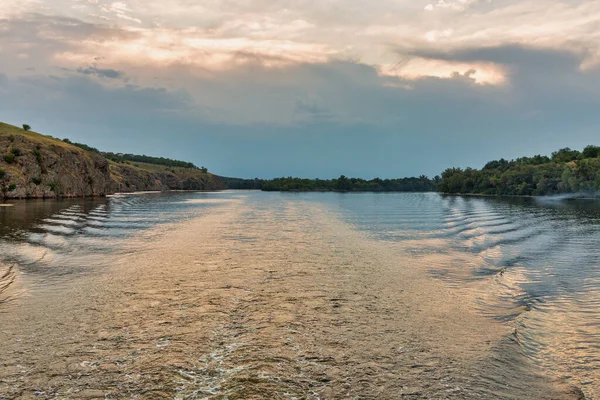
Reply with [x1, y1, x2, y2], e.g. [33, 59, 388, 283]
[32, 177, 42, 185]
[11, 148, 21, 156]
[0, 168, 5, 179]
[49, 182, 58, 192]
[73, 142, 99, 153]
[22, 124, 31, 131]
[3, 153, 16, 164]
[8, 183, 16, 191]
[31, 149, 47, 174]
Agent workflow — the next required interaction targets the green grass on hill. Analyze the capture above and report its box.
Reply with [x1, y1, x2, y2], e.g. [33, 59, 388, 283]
[109, 160, 209, 176]
[1, 122, 204, 175]
[0, 122, 74, 150]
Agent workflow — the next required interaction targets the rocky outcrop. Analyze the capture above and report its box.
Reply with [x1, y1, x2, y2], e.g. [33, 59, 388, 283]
[0, 133, 112, 198]
[0, 123, 226, 199]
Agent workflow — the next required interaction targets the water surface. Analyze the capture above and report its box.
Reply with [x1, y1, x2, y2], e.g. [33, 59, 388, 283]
[0, 191, 597, 398]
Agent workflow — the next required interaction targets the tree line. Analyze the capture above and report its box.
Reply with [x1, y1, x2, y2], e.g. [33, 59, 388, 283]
[438, 146, 600, 196]
[62, 138, 205, 170]
[103, 152, 205, 171]
[221, 175, 438, 192]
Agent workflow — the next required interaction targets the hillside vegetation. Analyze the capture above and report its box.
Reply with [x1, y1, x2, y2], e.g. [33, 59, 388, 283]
[438, 146, 600, 196]
[0, 122, 225, 199]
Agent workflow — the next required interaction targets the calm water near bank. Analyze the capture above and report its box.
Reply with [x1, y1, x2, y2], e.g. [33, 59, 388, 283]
[0, 191, 599, 398]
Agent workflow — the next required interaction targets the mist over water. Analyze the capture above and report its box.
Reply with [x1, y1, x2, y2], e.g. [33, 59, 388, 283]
[0, 191, 599, 398]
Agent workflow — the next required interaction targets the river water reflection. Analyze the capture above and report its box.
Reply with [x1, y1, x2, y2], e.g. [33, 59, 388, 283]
[0, 191, 598, 398]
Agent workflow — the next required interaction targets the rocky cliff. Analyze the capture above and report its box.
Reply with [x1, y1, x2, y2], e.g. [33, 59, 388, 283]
[0, 122, 225, 199]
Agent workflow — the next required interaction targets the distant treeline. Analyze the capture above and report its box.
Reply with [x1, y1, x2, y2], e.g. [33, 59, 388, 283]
[438, 146, 600, 196]
[220, 177, 264, 189]
[222, 175, 438, 192]
[62, 138, 100, 154]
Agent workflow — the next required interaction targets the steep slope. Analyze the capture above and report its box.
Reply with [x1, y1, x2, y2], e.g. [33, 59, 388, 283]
[0, 122, 225, 199]
[0, 123, 112, 198]
[108, 161, 226, 192]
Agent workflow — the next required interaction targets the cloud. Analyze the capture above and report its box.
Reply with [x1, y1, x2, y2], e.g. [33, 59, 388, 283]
[0, 47, 599, 179]
[424, 0, 479, 12]
[76, 66, 124, 79]
[99, 1, 141, 23]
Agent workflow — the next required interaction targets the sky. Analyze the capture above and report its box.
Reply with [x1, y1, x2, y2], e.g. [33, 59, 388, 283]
[1, 0, 600, 178]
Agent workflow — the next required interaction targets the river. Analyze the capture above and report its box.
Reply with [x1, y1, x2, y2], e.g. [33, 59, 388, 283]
[0, 191, 597, 399]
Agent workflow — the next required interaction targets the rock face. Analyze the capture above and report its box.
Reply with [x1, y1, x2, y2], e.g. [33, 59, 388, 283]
[0, 124, 226, 199]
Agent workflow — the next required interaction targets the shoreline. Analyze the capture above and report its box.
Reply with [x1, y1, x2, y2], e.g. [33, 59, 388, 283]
[3, 189, 600, 202]
[439, 192, 600, 200]
[0, 188, 229, 202]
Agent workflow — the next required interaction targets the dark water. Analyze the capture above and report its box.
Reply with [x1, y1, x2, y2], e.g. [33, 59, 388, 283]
[1, 191, 599, 397]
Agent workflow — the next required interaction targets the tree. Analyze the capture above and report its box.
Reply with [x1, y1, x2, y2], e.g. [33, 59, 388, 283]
[551, 147, 580, 163]
[582, 145, 600, 159]
[335, 175, 352, 191]
[22, 124, 31, 131]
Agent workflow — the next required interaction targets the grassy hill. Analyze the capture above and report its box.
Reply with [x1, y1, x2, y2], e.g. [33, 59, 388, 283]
[0, 122, 225, 199]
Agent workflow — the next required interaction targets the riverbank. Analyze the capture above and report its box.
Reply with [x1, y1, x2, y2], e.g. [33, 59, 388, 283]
[0, 122, 225, 199]
[440, 192, 600, 200]
[0, 193, 583, 399]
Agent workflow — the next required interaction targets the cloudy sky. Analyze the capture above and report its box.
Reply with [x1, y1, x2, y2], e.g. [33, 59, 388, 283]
[1, 0, 600, 178]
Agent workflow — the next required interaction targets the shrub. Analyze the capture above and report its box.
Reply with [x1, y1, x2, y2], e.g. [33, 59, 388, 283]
[70, 142, 99, 153]
[8, 183, 16, 191]
[10, 148, 21, 156]
[0, 168, 5, 179]
[32, 148, 45, 173]
[32, 177, 42, 185]
[22, 124, 31, 131]
[3, 153, 16, 164]
[49, 182, 58, 192]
